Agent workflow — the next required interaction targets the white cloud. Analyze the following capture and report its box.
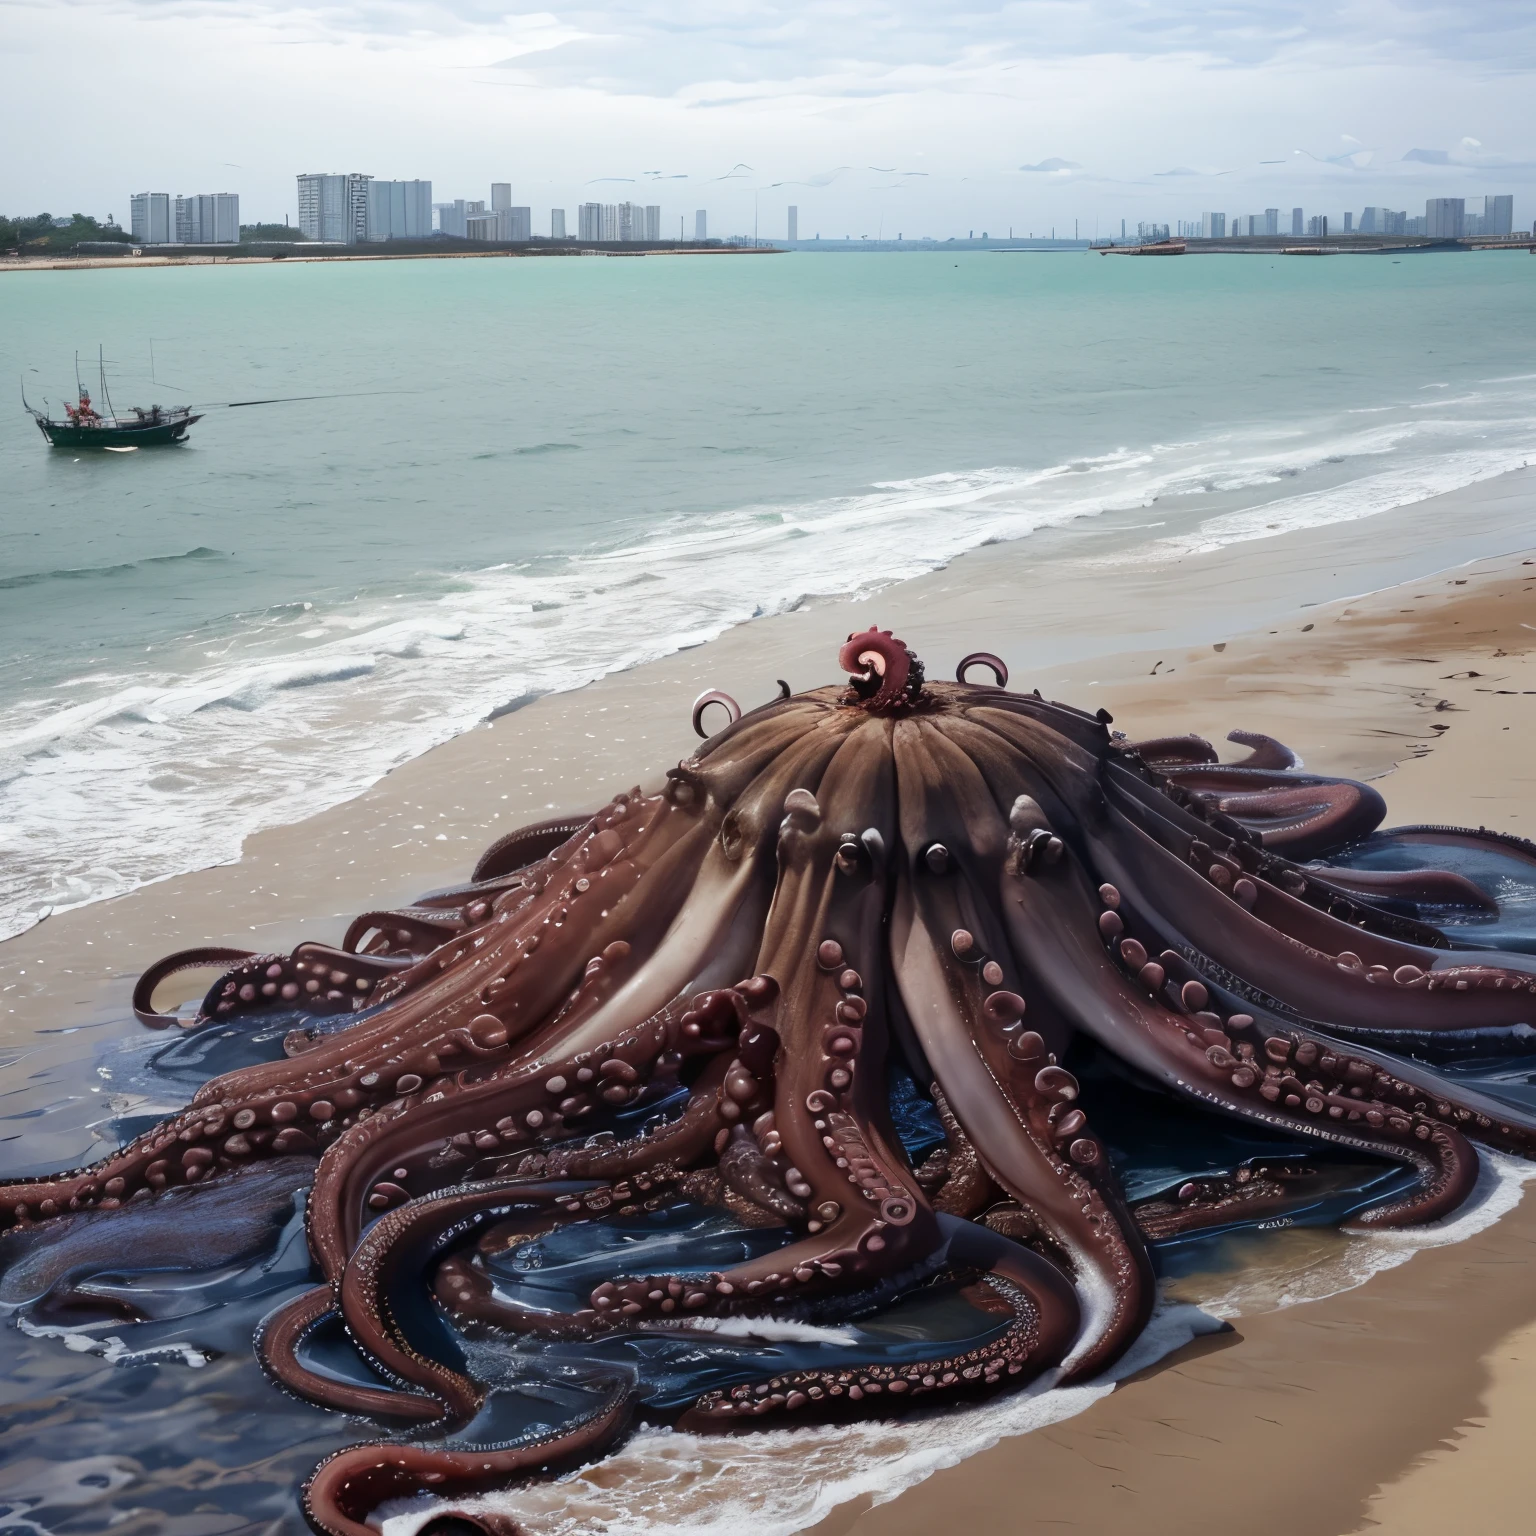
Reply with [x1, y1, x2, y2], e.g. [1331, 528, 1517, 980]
[5, 1, 1535, 233]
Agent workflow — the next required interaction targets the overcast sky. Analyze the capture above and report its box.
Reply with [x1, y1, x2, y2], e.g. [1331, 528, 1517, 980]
[6, 0, 1535, 234]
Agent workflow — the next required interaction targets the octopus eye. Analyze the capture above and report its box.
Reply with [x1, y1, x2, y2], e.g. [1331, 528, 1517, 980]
[719, 811, 744, 862]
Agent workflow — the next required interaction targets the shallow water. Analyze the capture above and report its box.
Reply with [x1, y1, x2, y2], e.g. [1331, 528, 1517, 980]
[5, 252, 1536, 938]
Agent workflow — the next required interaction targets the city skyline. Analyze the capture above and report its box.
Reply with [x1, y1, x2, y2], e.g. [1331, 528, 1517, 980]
[118, 172, 1524, 248]
[7, 2, 1535, 233]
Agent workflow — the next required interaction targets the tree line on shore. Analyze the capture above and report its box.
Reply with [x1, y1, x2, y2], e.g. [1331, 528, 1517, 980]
[2, 214, 313, 253]
[1, 213, 132, 251]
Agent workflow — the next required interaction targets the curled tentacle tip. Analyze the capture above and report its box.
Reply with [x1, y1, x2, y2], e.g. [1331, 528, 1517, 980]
[691, 689, 742, 739]
[956, 651, 1008, 688]
[838, 626, 924, 712]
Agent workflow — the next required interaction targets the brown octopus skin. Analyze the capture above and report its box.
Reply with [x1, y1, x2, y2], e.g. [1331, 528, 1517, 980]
[9, 626, 1536, 1536]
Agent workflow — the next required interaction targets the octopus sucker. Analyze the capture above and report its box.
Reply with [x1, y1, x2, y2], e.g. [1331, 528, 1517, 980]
[7, 625, 1536, 1534]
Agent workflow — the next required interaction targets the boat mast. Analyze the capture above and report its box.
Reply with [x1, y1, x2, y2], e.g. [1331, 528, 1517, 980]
[98, 345, 117, 420]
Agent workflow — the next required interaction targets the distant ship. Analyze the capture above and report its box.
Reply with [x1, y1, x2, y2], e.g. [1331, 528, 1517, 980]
[26, 387, 201, 448]
[1100, 239, 1187, 256]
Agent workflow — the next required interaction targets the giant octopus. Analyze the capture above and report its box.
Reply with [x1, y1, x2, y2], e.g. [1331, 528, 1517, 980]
[5, 628, 1536, 1535]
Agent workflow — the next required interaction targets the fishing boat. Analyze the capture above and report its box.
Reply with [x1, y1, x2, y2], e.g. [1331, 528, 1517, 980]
[27, 392, 201, 447]
[23, 349, 201, 448]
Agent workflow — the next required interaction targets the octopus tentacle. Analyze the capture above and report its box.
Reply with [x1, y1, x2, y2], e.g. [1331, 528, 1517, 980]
[132, 946, 259, 1027]
[306, 1014, 744, 1283]
[257, 1284, 443, 1423]
[678, 1220, 1078, 1428]
[921, 1085, 1001, 1218]
[1224, 729, 1299, 771]
[1001, 809, 1491, 1223]
[301, 1380, 633, 1536]
[890, 716, 1152, 1379]
[591, 720, 948, 1320]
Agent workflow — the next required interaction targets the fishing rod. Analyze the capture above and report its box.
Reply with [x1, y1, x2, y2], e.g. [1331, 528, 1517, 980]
[192, 387, 422, 410]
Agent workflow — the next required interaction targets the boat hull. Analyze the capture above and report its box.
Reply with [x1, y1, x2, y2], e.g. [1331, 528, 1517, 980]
[34, 415, 201, 448]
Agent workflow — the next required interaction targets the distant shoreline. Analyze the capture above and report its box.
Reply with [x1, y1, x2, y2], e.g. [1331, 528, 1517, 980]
[0, 244, 782, 274]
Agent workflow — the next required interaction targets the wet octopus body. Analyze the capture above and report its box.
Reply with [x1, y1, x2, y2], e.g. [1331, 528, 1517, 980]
[5, 624, 1536, 1536]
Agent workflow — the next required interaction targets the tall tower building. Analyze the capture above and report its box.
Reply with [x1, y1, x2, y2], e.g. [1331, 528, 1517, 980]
[174, 192, 239, 243]
[551, 209, 566, 239]
[1485, 195, 1514, 236]
[695, 209, 707, 240]
[1292, 207, 1303, 236]
[788, 205, 798, 242]
[130, 192, 171, 244]
[366, 181, 432, 241]
[491, 183, 511, 212]
[578, 203, 601, 241]
[1426, 198, 1465, 237]
[296, 174, 371, 243]
[1264, 208, 1279, 236]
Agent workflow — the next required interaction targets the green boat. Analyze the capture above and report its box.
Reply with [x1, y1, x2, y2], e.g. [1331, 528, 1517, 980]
[27, 389, 201, 448]
[24, 349, 202, 448]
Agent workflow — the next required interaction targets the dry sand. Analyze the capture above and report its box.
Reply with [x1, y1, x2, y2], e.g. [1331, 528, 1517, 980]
[3, 467, 1536, 1533]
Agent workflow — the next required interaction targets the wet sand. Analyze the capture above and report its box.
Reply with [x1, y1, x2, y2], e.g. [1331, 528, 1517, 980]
[3, 466, 1536, 1533]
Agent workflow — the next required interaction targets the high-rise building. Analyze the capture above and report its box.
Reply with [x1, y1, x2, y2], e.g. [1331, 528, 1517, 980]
[1426, 197, 1465, 237]
[366, 181, 432, 241]
[1307, 214, 1329, 237]
[695, 210, 707, 241]
[297, 173, 370, 243]
[173, 192, 239, 244]
[498, 207, 531, 241]
[435, 200, 469, 237]
[1292, 207, 1304, 236]
[1343, 211, 1353, 232]
[615, 202, 659, 242]
[788, 205, 798, 242]
[1359, 207, 1381, 233]
[1201, 212, 1225, 238]
[130, 192, 171, 244]
[601, 204, 618, 241]
[551, 209, 566, 239]
[1264, 208, 1279, 236]
[1485, 195, 1514, 236]
[578, 202, 602, 241]
[491, 183, 511, 212]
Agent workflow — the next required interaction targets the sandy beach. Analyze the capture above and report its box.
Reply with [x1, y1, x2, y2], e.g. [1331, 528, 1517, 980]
[4, 466, 1536, 1534]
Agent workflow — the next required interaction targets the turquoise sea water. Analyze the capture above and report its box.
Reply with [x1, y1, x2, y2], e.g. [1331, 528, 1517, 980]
[2, 249, 1535, 936]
